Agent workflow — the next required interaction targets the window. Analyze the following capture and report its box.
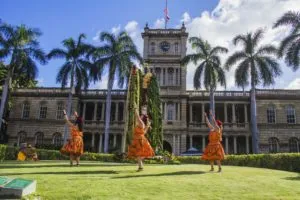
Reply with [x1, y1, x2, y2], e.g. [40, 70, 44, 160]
[175, 43, 179, 54]
[168, 68, 174, 86]
[18, 132, 26, 146]
[56, 103, 64, 119]
[286, 105, 296, 124]
[155, 68, 161, 85]
[22, 103, 30, 119]
[269, 137, 279, 153]
[53, 133, 62, 146]
[150, 42, 155, 54]
[267, 106, 276, 124]
[39, 103, 47, 119]
[176, 69, 180, 85]
[289, 137, 299, 153]
[167, 103, 175, 121]
[35, 132, 44, 145]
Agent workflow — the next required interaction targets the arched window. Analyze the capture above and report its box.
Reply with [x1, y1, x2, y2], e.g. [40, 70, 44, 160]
[35, 132, 44, 145]
[53, 133, 62, 146]
[174, 42, 179, 54]
[56, 103, 65, 119]
[286, 105, 296, 124]
[22, 102, 30, 119]
[167, 103, 175, 121]
[267, 106, 276, 124]
[150, 42, 155, 55]
[269, 137, 279, 153]
[289, 137, 299, 153]
[18, 132, 27, 146]
[168, 68, 174, 86]
[39, 102, 48, 119]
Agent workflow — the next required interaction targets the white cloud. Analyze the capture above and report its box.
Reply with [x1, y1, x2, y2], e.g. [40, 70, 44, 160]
[182, 0, 300, 90]
[92, 30, 101, 42]
[124, 21, 143, 55]
[111, 25, 121, 35]
[154, 18, 165, 29]
[37, 78, 44, 87]
[181, 12, 191, 24]
[285, 78, 300, 89]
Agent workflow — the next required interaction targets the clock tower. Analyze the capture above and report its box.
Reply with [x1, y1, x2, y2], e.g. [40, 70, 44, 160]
[142, 23, 188, 154]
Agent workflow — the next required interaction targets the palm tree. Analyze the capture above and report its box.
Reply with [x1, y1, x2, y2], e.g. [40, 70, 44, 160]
[273, 11, 300, 71]
[91, 31, 143, 153]
[181, 37, 228, 116]
[225, 29, 282, 154]
[0, 23, 46, 132]
[48, 33, 93, 144]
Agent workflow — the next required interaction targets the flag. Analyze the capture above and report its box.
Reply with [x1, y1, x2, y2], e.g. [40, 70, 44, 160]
[164, 0, 170, 22]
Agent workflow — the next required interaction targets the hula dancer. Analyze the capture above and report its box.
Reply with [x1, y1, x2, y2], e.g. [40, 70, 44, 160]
[127, 106, 155, 171]
[202, 111, 225, 172]
[60, 110, 84, 166]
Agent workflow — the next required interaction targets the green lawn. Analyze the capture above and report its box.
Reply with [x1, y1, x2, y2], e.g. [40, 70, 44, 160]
[0, 161, 300, 200]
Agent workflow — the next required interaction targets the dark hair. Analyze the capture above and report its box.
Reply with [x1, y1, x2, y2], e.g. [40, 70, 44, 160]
[141, 114, 148, 126]
[75, 116, 83, 132]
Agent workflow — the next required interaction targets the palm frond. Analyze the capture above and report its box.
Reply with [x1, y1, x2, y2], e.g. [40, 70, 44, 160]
[47, 48, 68, 59]
[256, 45, 278, 56]
[224, 51, 248, 70]
[193, 62, 205, 90]
[273, 11, 300, 28]
[210, 46, 228, 56]
[252, 29, 264, 49]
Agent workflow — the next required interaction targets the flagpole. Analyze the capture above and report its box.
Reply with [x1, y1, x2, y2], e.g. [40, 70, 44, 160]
[165, 0, 167, 29]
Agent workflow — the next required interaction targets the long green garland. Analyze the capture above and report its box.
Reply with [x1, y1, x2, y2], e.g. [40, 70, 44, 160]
[124, 67, 163, 152]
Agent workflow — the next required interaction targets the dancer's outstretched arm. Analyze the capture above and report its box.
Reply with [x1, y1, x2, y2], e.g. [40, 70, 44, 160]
[63, 110, 73, 126]
[204, 112, 213, 129]
[134, 106, 144, 128]
[144, 121, 151, 134]
[209, 110, 220, 131]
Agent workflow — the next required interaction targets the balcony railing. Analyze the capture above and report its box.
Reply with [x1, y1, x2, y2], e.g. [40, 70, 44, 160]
[189, 122, 249, 129]
[84, 120, 125, 126]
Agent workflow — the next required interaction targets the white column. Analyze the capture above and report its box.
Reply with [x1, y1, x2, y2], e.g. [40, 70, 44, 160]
[91, 133, 95, 148]
[173, 135, 176, 155]
[225, 136, 229, 154]
[82, 102, 87, 121]
[177, 103, 180, 121]
[177, 135, 180, 154]
[202, 103, 205, 123]
[189, 103, 193, 123]
[164, 102, 168, 120]
[202, 136, 206, 152]
[172, 103, 176, 121]
[234, 136, 237, 154]
[113, 135, 117, 147]
[224, 103, 228, 123]
[160, 68, 163, 86]
[246, 136, 249, 154]
[165, 69, 168, 86]
[173, 68, 176, 86]
[115, 102, 119, 122]
[244, 104, 248, 123]
[93, 102, 98, 121]
[101, 102, 105, 121]
[189, 135, 193, 149]
[98, 134, 103, 153]
[232, 104, 236, 123]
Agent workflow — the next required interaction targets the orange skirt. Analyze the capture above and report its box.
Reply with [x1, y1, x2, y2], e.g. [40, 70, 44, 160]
[128, 136, 155, 159]
[202, 142, 225, 161]
[60, 136, 84, 156]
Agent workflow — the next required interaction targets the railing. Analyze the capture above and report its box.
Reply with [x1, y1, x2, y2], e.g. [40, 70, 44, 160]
[146, 29, 184, 35]
[187, 90, 250, 97]
[81, 90, 126, 96]
[84, 120, 125, 126]
[256, 89, 300, 96]
[189, 122, 248, 129]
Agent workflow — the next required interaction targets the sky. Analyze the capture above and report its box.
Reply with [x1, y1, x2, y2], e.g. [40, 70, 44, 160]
[1, 0, 300, 90]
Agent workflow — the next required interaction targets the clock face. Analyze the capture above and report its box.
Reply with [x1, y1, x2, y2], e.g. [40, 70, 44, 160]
[160, 41, 170, 52]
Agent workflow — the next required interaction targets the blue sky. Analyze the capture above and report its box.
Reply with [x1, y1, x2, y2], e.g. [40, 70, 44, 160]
[1, 0, 218, 87]
[1, 0, 300, 90]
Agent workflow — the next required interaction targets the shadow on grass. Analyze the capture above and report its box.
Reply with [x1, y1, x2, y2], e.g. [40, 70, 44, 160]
[284, 175, 300, 181]
[0, 163, 133, 169]
[0, 170, 118, 176]
[113, 171, 206, 179]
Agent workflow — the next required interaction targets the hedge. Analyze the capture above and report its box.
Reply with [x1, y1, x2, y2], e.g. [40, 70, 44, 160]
[177, 153, 300, 172]
[0, 144, 7, 162]
[2, 145, 300, 172]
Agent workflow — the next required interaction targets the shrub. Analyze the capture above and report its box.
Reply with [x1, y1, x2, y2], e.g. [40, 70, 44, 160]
[176, 153, 300, 172]
[0, 144, 7, 162]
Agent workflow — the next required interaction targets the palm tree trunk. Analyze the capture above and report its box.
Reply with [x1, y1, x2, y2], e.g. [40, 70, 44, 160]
[250, 86, 259, 154]
[0, 72, 12, 132]
[104, 73, 114, 153]
[63, 68, 74, 144]
[209, 88, 215, 121]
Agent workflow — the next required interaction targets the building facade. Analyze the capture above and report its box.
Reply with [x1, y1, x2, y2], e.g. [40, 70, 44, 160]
[6, 25, 300, 155]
